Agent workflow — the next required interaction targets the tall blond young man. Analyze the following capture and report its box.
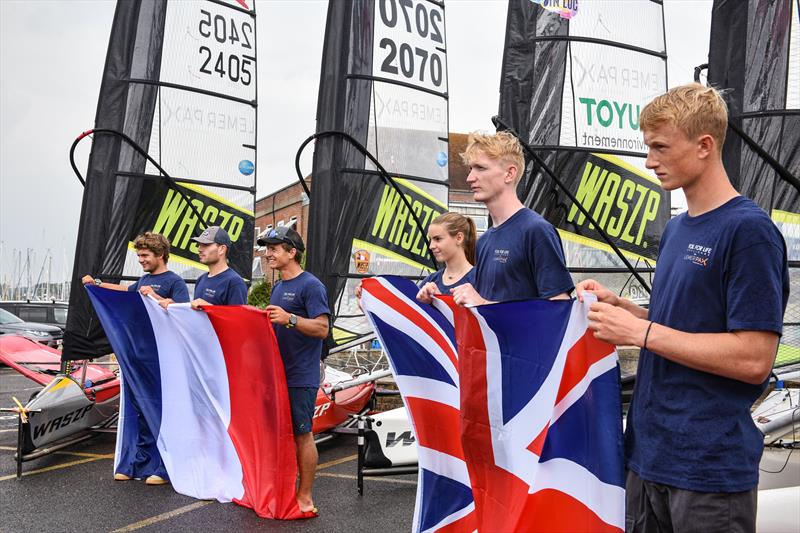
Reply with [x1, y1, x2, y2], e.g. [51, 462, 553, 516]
[451, 131, 573, 306]
[577, 84, 789, 533]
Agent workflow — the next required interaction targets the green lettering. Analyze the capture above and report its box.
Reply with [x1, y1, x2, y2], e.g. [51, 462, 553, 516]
[622, 184, 649, 244]
[372, 186, 401, 239]
[636, 190, 660, 245]
[612, 101, 628, 129]
[228, 216, 244, 242]
[389, 197, 410, 245]
[568, 162, 608, 225]
[591, 172, 620, 230]
[176, 199, 205, 250]
[607, 179, 635, 237]
[217, 210, 233, 231]
[579, 97, 596, 126]
[412, 205, 435, 256]
[597, 100, 613, 127]
[203, 204, 219, 224]
[401, 200, 425, 250]
[153, 189, 187, 238]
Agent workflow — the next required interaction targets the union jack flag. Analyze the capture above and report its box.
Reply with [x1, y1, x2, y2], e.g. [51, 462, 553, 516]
[361, 276, 624, 533]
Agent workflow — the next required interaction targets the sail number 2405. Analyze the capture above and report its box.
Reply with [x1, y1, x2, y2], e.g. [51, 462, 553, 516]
[198, 10, 254, 86]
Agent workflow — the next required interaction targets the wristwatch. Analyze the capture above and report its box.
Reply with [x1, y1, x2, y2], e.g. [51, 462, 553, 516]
[94, 278, 102, 286]
[286, 314, 298, 329]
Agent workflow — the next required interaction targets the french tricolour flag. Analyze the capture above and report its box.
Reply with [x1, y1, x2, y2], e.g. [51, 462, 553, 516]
[87, 286, 304, 519]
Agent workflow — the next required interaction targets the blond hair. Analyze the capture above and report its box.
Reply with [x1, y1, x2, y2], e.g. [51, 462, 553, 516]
[460, 131, 526, 182]
[430, 212, 477, 265]
[640, 83, 728, 150]
[133, 232, 170, 263]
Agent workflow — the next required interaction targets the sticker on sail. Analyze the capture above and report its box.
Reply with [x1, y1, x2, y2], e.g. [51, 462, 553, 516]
[530, 0, 578, 20]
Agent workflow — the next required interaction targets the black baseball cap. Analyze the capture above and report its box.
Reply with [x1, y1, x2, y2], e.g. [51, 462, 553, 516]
[257, 226, 305, 251]
[191, 226, 232, 247]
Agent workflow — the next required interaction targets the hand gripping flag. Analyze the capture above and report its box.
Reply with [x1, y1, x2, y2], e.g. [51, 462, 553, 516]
[86, 286, 305, 519]
[360, 276, 625, 533]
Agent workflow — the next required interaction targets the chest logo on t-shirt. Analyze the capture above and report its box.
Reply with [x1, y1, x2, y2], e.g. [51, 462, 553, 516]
[684, 243, 713, 267]
[204, 288, 217, 297]
[493, 249, 510, 264]
[282, 291, 296, 302]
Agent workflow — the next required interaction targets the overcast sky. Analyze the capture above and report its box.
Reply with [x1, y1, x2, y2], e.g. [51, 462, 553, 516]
[0, 0, 711, 286]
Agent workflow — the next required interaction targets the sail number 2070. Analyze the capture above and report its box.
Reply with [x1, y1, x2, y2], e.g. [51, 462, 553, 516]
[198, 10, 254, 86]
[378, 0, 444, 89]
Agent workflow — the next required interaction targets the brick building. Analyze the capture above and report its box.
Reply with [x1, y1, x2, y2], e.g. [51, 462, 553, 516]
[253, 133, 487, 281]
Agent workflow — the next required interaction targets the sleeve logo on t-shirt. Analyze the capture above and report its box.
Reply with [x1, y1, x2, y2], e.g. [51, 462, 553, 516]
[684, 243, 713, 267]
[493, 249, 510, 264]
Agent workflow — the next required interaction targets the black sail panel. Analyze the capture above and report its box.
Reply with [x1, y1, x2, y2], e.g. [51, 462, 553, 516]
[707, 0, 799, 260]
[307, 0, 449, 351]
[706, 0, 799, 365]
[63, 0, 258, 360]
[499, 0, 670, 278]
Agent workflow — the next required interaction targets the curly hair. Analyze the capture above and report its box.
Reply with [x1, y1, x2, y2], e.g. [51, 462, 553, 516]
[133, 232, 170, 263]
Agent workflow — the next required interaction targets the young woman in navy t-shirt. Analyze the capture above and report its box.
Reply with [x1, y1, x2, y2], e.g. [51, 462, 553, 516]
[416, 212, 477, 304]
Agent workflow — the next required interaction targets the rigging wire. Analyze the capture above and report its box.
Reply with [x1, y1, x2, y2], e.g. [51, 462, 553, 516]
[492, 115, 653, 294]
[294, 130, 439, 270]
[693, 64, 800, 195]
[69, 128, 209, 231]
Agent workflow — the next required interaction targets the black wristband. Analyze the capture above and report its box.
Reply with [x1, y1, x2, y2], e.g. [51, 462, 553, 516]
[643, 321, 654, 350]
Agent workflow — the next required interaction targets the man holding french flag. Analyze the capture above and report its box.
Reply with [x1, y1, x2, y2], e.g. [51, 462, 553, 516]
[85, 225, 323, 520]
[261, 225, 330, 517]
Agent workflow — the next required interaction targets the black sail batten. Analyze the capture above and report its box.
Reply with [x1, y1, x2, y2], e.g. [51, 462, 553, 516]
[499, 0, 670, 282]
[307, 0, 450, 354]
[63, 0, 258, 360]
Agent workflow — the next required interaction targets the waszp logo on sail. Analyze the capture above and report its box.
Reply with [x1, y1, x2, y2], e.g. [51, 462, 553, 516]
[369, 182, 443, 262]
[567, 156, 661, 250]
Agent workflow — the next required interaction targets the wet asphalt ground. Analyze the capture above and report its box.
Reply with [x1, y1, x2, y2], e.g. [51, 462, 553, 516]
[0, 367, 417, 533]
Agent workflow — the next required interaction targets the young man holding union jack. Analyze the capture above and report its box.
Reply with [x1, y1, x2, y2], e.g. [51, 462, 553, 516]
[451, 131, 574, 306]
[577, 84, 789, 533]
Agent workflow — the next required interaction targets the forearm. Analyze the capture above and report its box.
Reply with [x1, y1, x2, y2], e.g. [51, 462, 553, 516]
[99, 282, 129, 292]
[296, 317, 329, 339]
[644, 324, 777, 385]
[616, 297, 648, 319]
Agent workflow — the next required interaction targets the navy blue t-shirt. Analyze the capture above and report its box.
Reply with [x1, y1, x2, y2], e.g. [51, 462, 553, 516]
[420, 267, 475, 295]
[270, 271, 331, 388]
[626, 196, 789, 492]
[128, 271, 189, 303]
[194, 268, 248, 305]
[474, 208, 574, 301]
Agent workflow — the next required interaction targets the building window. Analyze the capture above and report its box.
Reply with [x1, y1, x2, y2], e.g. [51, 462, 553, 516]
[449, 202, 489, 236]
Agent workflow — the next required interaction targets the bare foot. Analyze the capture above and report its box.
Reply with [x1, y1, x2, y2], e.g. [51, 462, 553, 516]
[297, 496, 316, 513]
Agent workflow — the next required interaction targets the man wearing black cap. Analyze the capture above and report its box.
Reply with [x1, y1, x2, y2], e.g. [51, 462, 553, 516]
[191, 226, 248, 307]
[259, 226, 330, 516]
